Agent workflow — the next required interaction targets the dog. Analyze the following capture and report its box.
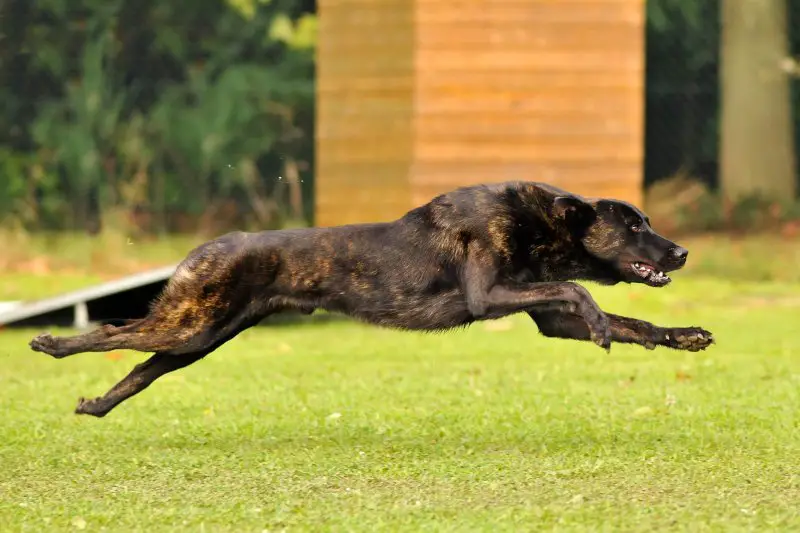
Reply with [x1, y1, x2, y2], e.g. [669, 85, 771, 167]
[30, 181, 714, 417]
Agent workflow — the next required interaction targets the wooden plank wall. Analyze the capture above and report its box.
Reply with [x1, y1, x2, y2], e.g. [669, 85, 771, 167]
[316, 0, 646, 227]
[315, 0, 415, 227]
[411, 0, 645, 207]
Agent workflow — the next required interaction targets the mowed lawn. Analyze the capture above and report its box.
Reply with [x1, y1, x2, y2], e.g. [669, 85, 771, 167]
[2, 238, 800, 531]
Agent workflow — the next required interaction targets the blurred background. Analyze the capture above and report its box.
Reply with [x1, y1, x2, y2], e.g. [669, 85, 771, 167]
[0, 0, 799, 298]
[5, 4, 800, 526]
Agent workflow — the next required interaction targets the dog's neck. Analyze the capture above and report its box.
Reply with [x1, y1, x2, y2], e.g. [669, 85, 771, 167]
[504, 216, 619, 285]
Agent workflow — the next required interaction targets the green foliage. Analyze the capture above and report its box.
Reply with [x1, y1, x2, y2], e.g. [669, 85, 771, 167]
[31, 32, 125, 229]
[0, 0, 315, 234]
[0, 150, 28, 212]
[269, 12, 317, 50]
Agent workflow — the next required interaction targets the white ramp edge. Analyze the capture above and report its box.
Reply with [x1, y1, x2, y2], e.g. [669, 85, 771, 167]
[0, 264, 178, 328]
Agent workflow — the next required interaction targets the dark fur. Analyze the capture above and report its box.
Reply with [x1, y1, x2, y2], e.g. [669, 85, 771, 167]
[30, 181, 714, 417]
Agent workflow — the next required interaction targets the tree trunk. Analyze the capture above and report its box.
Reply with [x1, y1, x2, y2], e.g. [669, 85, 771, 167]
[720, 0, 797, 202]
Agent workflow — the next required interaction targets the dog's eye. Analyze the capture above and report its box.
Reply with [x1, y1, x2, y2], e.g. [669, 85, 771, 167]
[630, 223, 643, 233]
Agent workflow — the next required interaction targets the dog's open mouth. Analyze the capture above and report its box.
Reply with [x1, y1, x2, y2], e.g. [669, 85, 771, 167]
[629, 261, 671, 286]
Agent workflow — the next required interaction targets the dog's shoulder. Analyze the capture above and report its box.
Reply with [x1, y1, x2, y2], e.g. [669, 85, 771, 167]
[399, 181, 570, 259]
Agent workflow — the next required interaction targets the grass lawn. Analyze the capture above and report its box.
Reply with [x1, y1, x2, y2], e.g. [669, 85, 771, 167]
[2, 278, 800, 531]
[1, 234, 800, 531]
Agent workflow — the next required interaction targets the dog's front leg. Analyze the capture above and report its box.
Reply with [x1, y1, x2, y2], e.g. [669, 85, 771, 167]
[529, 309, 714, 352]
[463, 247, 611, 350]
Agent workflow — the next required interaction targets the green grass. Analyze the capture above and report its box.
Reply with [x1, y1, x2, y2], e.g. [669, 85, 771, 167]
[0, 272, 108, 301]
[2, 271, 800, 531]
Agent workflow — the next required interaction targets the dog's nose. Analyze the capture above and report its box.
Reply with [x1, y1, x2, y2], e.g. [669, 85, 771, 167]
[670, 246, 688, 262]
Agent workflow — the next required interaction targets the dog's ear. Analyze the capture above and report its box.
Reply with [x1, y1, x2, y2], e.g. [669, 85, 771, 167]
[552, 196, 596, 227]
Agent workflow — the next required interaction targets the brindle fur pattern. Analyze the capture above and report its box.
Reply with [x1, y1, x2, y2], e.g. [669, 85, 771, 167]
[30, 181, 714, 417]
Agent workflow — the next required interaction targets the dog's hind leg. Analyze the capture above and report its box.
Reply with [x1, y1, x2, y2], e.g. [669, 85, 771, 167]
[30, 277, 270, 359]
[72, 314, 266, 418]
[529, 310, 714, 352]
[30, 234, 285, 363]
[29, 316, 208, 359]
[73, 350, 206, 418]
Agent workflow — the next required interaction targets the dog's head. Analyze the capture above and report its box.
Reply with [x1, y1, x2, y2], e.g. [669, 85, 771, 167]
[552, 195, 688, 287]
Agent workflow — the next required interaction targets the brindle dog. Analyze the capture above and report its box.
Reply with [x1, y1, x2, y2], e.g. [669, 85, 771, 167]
[30, 181, 714, 417]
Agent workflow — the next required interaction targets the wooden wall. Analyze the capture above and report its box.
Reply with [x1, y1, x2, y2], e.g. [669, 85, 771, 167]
[315, 0, 415, 226]
[316, 0, 645, 227]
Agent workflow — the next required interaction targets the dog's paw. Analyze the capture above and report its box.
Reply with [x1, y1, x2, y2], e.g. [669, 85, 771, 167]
[29, 333, 63, 358]
[665, 327, 714, 352]
[75, 397, 109, 418]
